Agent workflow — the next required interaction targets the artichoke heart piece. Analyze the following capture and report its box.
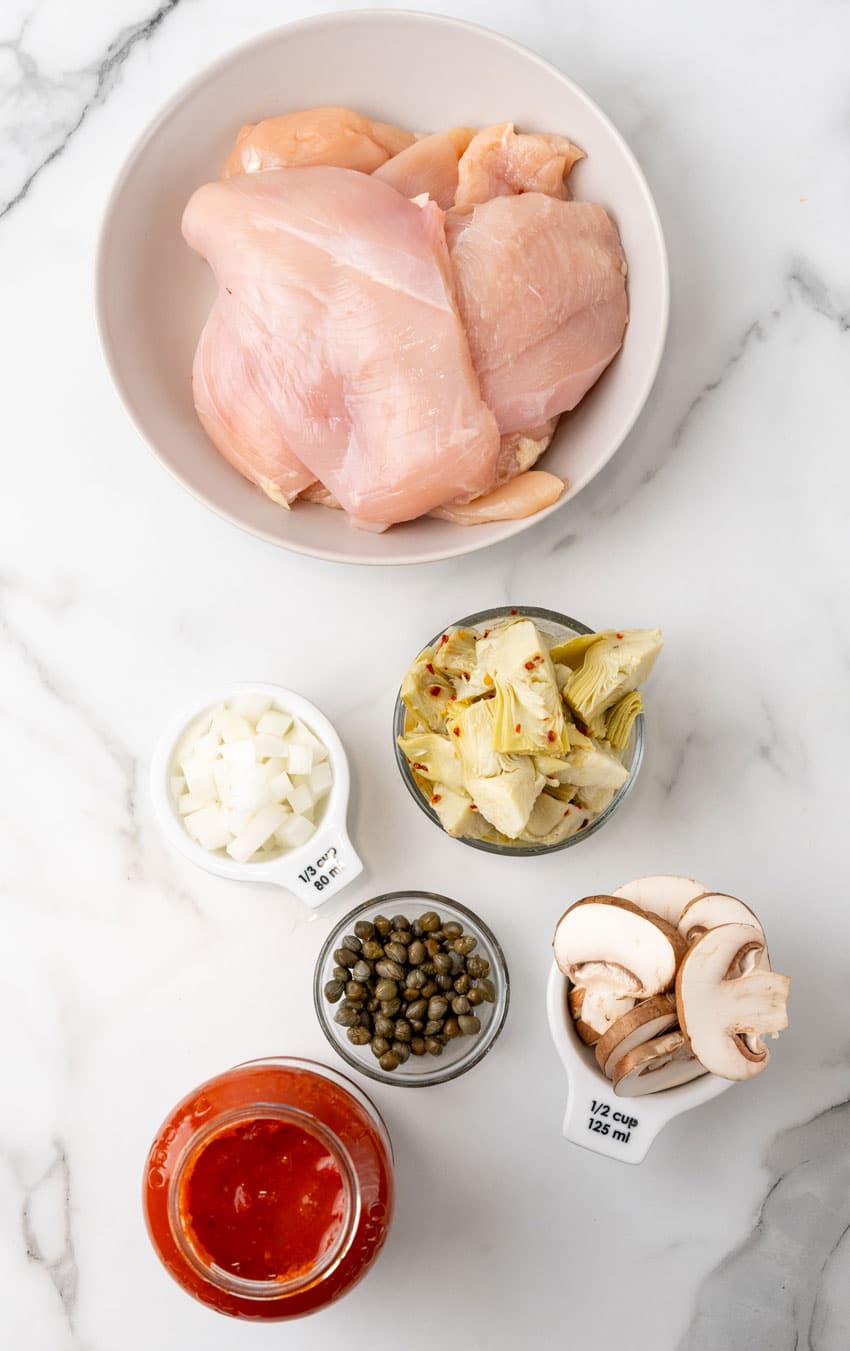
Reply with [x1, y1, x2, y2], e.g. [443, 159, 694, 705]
[428, 784, 490, 840]
[448, 700, 544, 838]
[432, 628, 478, 678]
[548, 632, 608, 668]
[397, 731, 464, 792]
[606, 691, 643, 751]
[518, 798, 588, 846]
[476, 618, 568, 753]
[564, 629, 663, 723]
[401, 648, 456, 733]
[559, 742, 629, 792]
[575, 784, 618, 814]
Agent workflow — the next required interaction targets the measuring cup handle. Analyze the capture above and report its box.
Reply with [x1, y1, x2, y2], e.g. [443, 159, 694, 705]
[562, 1082, 668, 1164]
[272, 824, 363, 907]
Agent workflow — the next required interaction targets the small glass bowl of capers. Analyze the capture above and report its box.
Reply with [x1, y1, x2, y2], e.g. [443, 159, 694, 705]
[313, 891, 510, 1087]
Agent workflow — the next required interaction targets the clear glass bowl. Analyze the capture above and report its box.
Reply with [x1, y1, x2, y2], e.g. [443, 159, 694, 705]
[392, 606, 645, 856]
[314, 892, 510, 1088]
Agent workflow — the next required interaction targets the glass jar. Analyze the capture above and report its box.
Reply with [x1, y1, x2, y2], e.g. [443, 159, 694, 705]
[143, 1058, 394, 1319]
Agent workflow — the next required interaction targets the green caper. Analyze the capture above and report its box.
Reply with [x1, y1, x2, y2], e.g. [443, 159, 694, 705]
[433, 952, 453, 975]
[409, 1018, 424, 1033]
[425, 1037, 444, 1056]
[361, 939, 384, 960]
[370, 1036, 391, 1058]
[389, 929, 412, 947]
[406, 967, 427, 990]
[323, 979, 344, 1003]
[341, 934, 362, 953]
[443, 1015, 460, 1039]
[453, 936, 477, 956]
[425, 1019, 444, 1036]
[410, 1037, 427, 1056]
[375, 958, 405, 982]
[391, 1041, 411, 1065]
[374, 1014, 395, 1038]
[394, 1019, 412, 1042]
[458, 1014, 481, 1035]
[467, 987, 483, 1007]
[389, 914, 411, 931]
[478, 978, 496, 1003]
[333, 964, 351, 981]
[367, 996, 380, 1012]
[384, 942, 408, 965]
[374, 978, 399, 1002]
[443, 920, 463, 938]
[381, 998, 402, 1017]
[451, 995, 471, 1015]
[453, 973, 471, 994]
[419, 911, 441, 933]
[466, 955, 489, 979]
[373, 915, 392, 936]
[436, 974, 454, 991]
[345, 980, 368, 1002]
[334, 1006, 359, 1028]
[347, 1025, 371, 1046]
[407, 940, 426, 966]
[352, 960, 372, 982]
[334, 947, 359, 968]
[406, 998, 428, 1021]
[427, 996, 448, 1020]
[420, 980, 438, 999]
[379, 1050, 401, 1072]
[354, 919, 376, 941]
[424, 938, 441, 958]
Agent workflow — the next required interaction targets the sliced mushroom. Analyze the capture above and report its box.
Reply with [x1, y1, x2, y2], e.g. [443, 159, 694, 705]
[613, 1031, 708, 1097]
[678, 893, 767, 954]
[568, 987, 636, 1046]
[553, 896, 686, 997]
[613, 874, 709, 926]
[676, 923, 790, 1081]
[594, 993, 679, 1078]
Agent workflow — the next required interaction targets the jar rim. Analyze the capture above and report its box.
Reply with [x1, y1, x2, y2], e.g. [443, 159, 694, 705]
[168, 1102, 361, 1301]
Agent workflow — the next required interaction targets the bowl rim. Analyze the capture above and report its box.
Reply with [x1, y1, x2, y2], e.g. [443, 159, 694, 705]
[95, 8, 670, 567]
[313, 890, 510, 1087]
[393, 606, 645, 855]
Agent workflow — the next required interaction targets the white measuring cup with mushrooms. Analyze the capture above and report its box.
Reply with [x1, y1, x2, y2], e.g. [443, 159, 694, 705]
[547, 876, 790, 1162]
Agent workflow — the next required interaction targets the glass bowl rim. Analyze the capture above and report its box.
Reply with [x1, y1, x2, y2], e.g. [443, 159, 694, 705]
[313, 890, 510, 1088]
[392, 606, 645, 856]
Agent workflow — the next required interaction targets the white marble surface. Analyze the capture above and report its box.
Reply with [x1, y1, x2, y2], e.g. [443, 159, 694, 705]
[1, 2, 848, 1347]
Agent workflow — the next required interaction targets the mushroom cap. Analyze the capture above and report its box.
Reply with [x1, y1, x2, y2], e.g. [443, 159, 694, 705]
[553, 896, 686, 997]
[614, 874, 709, 926]
[613, 1031, 708, 1097]
[594, 993, 678, 1078]
[569, 987, 636, 1046]
[676, 923, 790, 1081]
[677, 892, 767, 953]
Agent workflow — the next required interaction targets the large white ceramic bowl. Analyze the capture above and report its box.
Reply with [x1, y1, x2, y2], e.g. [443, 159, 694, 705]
[97, 11, 668, 566]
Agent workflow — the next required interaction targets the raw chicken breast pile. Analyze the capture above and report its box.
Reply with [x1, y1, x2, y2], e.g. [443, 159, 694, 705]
[183, 107, 628, 532]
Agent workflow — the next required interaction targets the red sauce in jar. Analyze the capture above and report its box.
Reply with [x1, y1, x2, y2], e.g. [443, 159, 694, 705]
[143, 1059, 393, 1320]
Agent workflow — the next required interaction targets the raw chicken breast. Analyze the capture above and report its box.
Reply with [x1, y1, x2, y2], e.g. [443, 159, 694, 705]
[431, 471, 565, 523]
[193, 296, 317, 505]
[496, 419, 558, 484]
[374, 127, 474, 209]
[454, 123, 584, 213]
[183, 167, 499, 528]
[450, 194, 627, 434]
[221, 106, 414, 178]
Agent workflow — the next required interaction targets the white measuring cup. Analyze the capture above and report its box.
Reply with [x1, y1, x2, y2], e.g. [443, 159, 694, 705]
[546, 961, 731, 1163]
[150, 683, 362, 907]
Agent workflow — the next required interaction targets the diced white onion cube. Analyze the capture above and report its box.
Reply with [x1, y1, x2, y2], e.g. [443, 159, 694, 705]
[178, 791, 213, 815]
[231, 766, 272, 811]
[181, 754, 215, 801]
[231, 693, 273, 721]
[253, 733, 290, 760]
[170, 775, 186, 801]
[286, 743, 313, 776]
[221, 740, 255, 768]
[219, 711, 253, 743]
[286, 783, 313, 815]
[223, 808, 254, 834]
[269, 770, 294, 802]
[288, 718, 329, 762]
[226, 804, 288, 863]
[309, 762, 333, 799]
[275, 814, 316, 849]
[257, 710, 293, 737]
[184, 805, 232, 851]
